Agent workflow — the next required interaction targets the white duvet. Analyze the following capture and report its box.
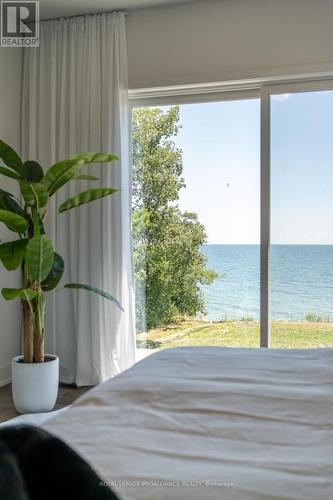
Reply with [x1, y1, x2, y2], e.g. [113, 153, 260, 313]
[44, 347, 333, 499]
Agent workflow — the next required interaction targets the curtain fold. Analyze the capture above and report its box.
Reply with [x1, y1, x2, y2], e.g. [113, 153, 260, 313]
[22, 12, 136, 386]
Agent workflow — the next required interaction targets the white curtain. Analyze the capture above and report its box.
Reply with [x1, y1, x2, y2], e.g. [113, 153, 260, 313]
[21, 12, 136, 386]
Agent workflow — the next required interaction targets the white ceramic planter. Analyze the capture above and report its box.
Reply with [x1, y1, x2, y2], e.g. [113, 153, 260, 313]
[11, 355, 59, 414]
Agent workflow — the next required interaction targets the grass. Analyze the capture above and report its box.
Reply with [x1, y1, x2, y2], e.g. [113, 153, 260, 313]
[305, 312, 332, 323]
[137, 319, 333, 349]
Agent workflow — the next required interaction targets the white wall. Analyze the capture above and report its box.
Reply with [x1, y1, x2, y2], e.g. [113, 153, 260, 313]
[127, 0, 333, 88]
[0, 47, 23, 385]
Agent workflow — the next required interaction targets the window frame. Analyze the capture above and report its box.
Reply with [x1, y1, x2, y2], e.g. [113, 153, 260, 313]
[129, 74, 333, 347]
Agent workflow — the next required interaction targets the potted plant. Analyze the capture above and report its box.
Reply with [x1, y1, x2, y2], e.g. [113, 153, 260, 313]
[0, 140, 123, 414]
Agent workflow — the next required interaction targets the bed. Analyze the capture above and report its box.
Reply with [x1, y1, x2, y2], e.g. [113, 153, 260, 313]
[44, 347, 333, 499]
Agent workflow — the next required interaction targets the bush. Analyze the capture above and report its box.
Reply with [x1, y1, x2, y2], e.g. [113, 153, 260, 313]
[305, 312, 331, 323]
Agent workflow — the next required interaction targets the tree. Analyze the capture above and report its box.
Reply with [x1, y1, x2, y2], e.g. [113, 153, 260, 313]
[132, 106, 217, 330]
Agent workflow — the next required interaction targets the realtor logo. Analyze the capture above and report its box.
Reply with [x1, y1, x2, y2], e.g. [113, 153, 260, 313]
[1, 1, 39, 46]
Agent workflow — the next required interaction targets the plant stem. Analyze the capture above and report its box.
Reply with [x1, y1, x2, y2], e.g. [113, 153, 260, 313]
[33, 292, 45, 362]
[22, 300, 33, 363]
[34, 333, 44, 363]
[22, 263, 34, 363]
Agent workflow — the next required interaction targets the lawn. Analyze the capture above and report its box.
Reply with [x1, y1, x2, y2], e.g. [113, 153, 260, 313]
[136, 319, 333, 349]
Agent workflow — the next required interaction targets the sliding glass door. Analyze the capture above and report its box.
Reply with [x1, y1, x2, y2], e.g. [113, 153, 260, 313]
[131, 79, 333, 351]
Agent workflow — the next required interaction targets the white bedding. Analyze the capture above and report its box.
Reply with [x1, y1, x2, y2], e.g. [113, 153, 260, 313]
[44, 347, 333, 499]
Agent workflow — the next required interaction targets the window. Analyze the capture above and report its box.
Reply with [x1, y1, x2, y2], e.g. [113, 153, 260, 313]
[130, 79, 333, 351]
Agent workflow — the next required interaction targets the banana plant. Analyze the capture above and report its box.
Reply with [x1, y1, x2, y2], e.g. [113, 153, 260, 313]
[0, 140, 122, 363]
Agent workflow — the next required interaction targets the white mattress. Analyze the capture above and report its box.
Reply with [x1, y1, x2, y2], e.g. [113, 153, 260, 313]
[44, 347, 333, 499]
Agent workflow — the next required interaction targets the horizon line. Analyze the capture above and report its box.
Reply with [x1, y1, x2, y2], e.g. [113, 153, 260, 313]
[204, 242, 333, 245]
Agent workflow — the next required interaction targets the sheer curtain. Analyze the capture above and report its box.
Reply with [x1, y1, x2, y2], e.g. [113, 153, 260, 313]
[21, 12, 136, 386]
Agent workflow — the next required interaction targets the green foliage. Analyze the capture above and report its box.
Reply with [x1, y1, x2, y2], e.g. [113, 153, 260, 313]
[0, 166, 21, 180]
[41, 253, 64, 291]
[305, 312, 331, 323]
[25, 235, 55, 282]
[0, 140, 24, 177]
[0, 139, 122, 362]
[0, 193, 24, 216]
[132, 106, 217, 330]
[23, 161, 44, 182]
[64, 283, 124, 311]
[71, 152, 118, 163]
[19, 181, 49, 208]
[0, 209, 27, 233]
[59, 188, 118, 213]
[42, 153, 118, 195]
[42, 159, 84, 195]
[2, 288, 39, 301]
[73, 175, 99, 181]
[132, 107, 184, 210]
[0, 239, 28, 270]
[138, 319, 333, 350]
[240, 316, 255, 322]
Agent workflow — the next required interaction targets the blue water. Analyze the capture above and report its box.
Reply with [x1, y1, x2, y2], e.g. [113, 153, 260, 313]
[201, 245, 333, 321]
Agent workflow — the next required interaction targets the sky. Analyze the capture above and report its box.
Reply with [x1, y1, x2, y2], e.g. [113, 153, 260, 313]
[155, 90, 333, 244]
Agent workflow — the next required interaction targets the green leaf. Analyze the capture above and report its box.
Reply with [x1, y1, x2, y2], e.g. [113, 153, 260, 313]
[25, 235, 54, 282]
[0, 194, 24, 217]
[73, 175, 99, 181]
[32, 212, 40, 237]
[43, 153, 118, 196]
[41, 253, 64, 291]
[0, 140, 24, 176]
[19, 181, 48, 208]
[24, 161, 44, 182]
[64, 283, 124, 311]
[2, 288, 38, 301]
[0, 166, 21, 180]
[59, 188, 119, 214]
[6, 198, 24, 216]
[0, 239, 28, 270]
[71, 152, 118, 163]
[42, 159, 83, 195]
[0, 209, 27, 233]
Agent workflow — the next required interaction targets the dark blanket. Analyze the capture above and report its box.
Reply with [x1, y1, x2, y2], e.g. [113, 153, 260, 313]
[0, 425, 119, 500]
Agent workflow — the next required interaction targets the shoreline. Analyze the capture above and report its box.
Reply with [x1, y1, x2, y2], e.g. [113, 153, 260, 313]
[199, 318, 333, 324]
[137, 318, 333, 350]
[138, 316, 333, 332]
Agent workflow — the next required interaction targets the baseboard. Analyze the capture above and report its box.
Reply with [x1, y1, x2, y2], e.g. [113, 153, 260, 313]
[0, 360, 11, 387]
[0, 377, 11, 388]
[59, 375, 75, 385]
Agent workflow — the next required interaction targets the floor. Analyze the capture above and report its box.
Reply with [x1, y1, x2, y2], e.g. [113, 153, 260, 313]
[0, 383, 90, 423]
[0, 350, 153, 423]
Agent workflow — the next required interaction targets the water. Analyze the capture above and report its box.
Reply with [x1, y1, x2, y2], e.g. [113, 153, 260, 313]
[201, 245, 333, 321]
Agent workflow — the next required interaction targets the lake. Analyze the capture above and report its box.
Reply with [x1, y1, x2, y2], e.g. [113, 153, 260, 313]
[201, 245, 333, 321]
